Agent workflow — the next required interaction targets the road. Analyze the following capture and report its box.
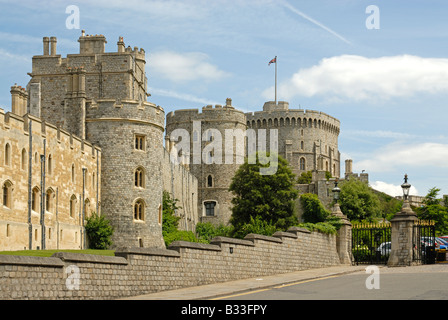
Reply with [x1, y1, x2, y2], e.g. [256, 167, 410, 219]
[213, 264, 448, 300]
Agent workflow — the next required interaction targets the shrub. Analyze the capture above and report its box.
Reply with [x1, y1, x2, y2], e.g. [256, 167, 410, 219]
[85, 212, 114, 249]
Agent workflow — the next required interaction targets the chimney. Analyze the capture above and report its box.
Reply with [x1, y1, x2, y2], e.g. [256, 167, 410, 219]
[10, 84, 28, 116]
[226, 98, 232, 107]
[43, 37, 50, 56]
[117, 36, 125, 53]
[50, 36, 57, 56]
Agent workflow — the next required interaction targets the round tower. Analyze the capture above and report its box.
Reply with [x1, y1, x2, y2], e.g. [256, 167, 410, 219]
[245, 101, 341, 179]
[86, 99, 165, 248]
[165, 99, 246, 226]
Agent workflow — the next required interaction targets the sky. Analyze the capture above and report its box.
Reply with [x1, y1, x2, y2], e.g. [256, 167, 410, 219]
[0, 0, 447, 198]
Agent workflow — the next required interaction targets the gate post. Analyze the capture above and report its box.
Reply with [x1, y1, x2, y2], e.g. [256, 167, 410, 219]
[388, 198, 418, 267]
[332, 202, 352, 264]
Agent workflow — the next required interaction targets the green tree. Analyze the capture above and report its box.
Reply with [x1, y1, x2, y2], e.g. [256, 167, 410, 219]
[339, 178, 381, 221]
[195, 222, 233, 243]
[417, 187, 448, 235]
[162, 190, 198, 246]
[85, 212, 114, 249]
[300, 193, 330, 223]
[297, 171, 312, 184]
[229, 153, 298, 233]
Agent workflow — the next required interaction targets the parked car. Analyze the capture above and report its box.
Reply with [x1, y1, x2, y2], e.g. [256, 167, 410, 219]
[436, 237, 448, 250]
[376, 242, 391, 256]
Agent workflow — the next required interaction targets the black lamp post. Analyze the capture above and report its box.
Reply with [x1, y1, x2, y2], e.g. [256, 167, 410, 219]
[401, 174, 411, 202]
[332, 178, 341, 203]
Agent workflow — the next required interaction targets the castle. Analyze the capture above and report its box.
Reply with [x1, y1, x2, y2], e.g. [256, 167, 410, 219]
[0, 31, 343, 251]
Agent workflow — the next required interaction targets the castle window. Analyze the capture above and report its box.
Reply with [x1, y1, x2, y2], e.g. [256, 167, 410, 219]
[32, 187, 40, 212]
[70, 195, 77, 218]
[21, 148, 27, 171]
[207, 175, 213, 188]
[71, 164, 75, 183]
[204, 201, 217, 216]
[2, 181, 12, 208]
[134, 167, 145, 188]
[46, 188, 54, 213]
[301, 141, 304, 150]
[299, 157, 306, 171]
[134, 199, 145, 221]
[135, 135, 146, 151]
[4, 143, 11, 166]
[48, 154, 52, 175]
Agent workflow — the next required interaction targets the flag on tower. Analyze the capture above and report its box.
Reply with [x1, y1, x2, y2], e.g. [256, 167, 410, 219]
[268, 57, 276, 65]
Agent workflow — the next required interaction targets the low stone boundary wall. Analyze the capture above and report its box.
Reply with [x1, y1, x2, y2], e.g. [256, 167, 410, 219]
[0, 228, 342, 299]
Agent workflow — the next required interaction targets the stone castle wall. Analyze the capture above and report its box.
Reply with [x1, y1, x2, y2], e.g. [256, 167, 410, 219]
[0, 228, 341, 300]
[161, 149, 199, 232]
[0, 108, 101, 251]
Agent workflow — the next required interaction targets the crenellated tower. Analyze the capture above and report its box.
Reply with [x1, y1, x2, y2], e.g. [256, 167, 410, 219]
[165, 98, 246, 225]
[26, 31, 164, 248]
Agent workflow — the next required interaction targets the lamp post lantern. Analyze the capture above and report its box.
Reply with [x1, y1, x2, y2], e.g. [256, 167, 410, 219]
[401, 174, 411, 201]
[332, 178, 341, 203]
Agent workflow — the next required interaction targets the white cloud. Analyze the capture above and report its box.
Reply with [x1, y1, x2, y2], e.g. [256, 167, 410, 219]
[370, 181, 419, 197]
[265, 55, 448, 102]
[149, 51, 230, 83]
[355, 142, 448, 173]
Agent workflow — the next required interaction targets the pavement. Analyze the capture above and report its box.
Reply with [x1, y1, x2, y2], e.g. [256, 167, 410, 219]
[121, 264, 368, 300]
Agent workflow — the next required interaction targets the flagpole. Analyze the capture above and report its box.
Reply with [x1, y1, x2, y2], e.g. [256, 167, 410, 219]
[275, 55, 277, 105]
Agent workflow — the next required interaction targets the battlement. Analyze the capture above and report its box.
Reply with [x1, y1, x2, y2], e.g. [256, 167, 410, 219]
[166, 98, 243, 118]
[0, 107, 100, 158]
[245, 102, 340, 134]
[86, 99, 164, 130]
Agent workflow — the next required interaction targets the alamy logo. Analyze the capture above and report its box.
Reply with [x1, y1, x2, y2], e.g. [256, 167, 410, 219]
[66, 5, 80, 30]
[169, 120, 279, 175]
[366, 5, 380, 30]
[65, 265, 80, 290]
[365, 265, 380, 289]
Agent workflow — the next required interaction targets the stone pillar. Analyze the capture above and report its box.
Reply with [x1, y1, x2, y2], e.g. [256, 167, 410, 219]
[332, 202, 352, 264]
[388, 200, 418, 267]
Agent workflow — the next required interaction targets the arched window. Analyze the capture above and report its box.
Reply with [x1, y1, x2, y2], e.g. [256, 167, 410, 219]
[46, 188, 54, 213]
[207, 175, 213, 188]
[4, 143, 11, 166]
[299, 157, 306, 171]
[70, 195, 77, 218]
[2, 181, 12, 208]
[21, 148, 27, 170]
[134, 199, 145, 221]
[32, 187, 40, 212]
[134, 167, 145, 188]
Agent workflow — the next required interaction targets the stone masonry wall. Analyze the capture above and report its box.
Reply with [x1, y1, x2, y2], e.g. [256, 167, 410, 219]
[0, 228, 342, 300]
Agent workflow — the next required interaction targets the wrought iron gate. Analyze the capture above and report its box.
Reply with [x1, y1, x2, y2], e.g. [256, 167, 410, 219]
[413, 220, 436, 265]
[352, 223, 391, 265]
